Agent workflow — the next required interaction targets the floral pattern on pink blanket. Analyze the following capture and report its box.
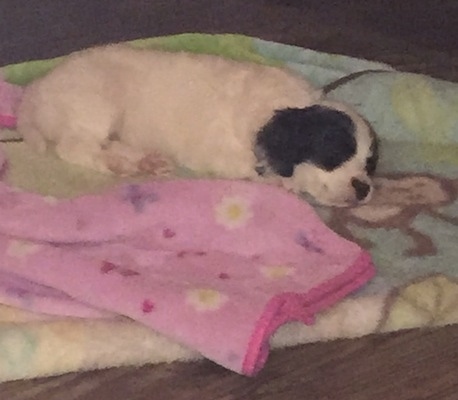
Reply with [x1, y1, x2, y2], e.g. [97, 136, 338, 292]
[0, 148, 374, 375]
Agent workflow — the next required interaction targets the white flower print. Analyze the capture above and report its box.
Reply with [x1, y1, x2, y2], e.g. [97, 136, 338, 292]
[186, 288, 228, 312]
[215, 195, 253, 230]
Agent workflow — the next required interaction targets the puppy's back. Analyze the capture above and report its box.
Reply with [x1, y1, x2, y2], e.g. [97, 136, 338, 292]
[18, 45, 321, 177]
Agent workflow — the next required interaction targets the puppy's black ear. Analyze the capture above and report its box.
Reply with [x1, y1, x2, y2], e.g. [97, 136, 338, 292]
[253, 141, 295, 177]
[255, 105, 357, 176]
[273, 162, 295, 178]
[255, 109, 304, 177]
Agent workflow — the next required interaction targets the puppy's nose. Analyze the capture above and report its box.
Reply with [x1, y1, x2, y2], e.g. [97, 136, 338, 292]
[351, 178, 371, 201]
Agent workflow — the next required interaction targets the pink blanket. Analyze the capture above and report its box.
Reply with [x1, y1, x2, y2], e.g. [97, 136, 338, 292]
[0, 142, 375, 375]
[0, 75, 23, 129]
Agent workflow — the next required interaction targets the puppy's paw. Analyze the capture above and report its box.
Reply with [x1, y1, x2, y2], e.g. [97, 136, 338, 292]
[138, 152, 174, 177]
[104, 154, 139, 176]
[101, 142, 144, 176]
[100, 142, 174, 177]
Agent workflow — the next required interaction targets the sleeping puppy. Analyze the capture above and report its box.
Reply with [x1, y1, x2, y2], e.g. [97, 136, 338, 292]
[17, 44, 378, 207]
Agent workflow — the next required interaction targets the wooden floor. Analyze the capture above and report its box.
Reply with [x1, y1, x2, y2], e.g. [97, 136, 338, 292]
[1, 326, 458, 400]
[1, 1, 458, 399]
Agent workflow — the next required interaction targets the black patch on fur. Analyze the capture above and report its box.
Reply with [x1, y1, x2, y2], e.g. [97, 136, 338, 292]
[365, 127, 379, 176]
[255, 105, 357, 177]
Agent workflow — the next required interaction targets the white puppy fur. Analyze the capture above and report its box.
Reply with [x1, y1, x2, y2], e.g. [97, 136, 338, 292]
[17, 44, 377, 206]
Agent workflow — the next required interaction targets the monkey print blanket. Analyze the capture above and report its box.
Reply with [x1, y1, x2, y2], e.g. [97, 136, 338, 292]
[0, 33, 457, 382]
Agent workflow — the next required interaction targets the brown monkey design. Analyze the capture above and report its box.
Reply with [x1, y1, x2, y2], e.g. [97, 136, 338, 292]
[325, 173, 458, 257]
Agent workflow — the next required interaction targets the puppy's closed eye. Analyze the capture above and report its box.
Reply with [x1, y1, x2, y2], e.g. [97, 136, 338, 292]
[365, 134, 379, 176]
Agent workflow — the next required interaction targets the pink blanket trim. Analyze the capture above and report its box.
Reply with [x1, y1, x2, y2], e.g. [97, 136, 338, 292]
[243, 252, 372, 374]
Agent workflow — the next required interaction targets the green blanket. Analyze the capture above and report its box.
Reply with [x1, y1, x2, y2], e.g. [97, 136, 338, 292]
[0, 34, 457, 382]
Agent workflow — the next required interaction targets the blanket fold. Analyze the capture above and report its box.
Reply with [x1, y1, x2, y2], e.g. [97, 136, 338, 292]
[0, 151, 374, 374]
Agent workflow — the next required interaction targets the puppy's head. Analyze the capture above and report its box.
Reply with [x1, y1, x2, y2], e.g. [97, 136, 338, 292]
[255, 101, 379, 207]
